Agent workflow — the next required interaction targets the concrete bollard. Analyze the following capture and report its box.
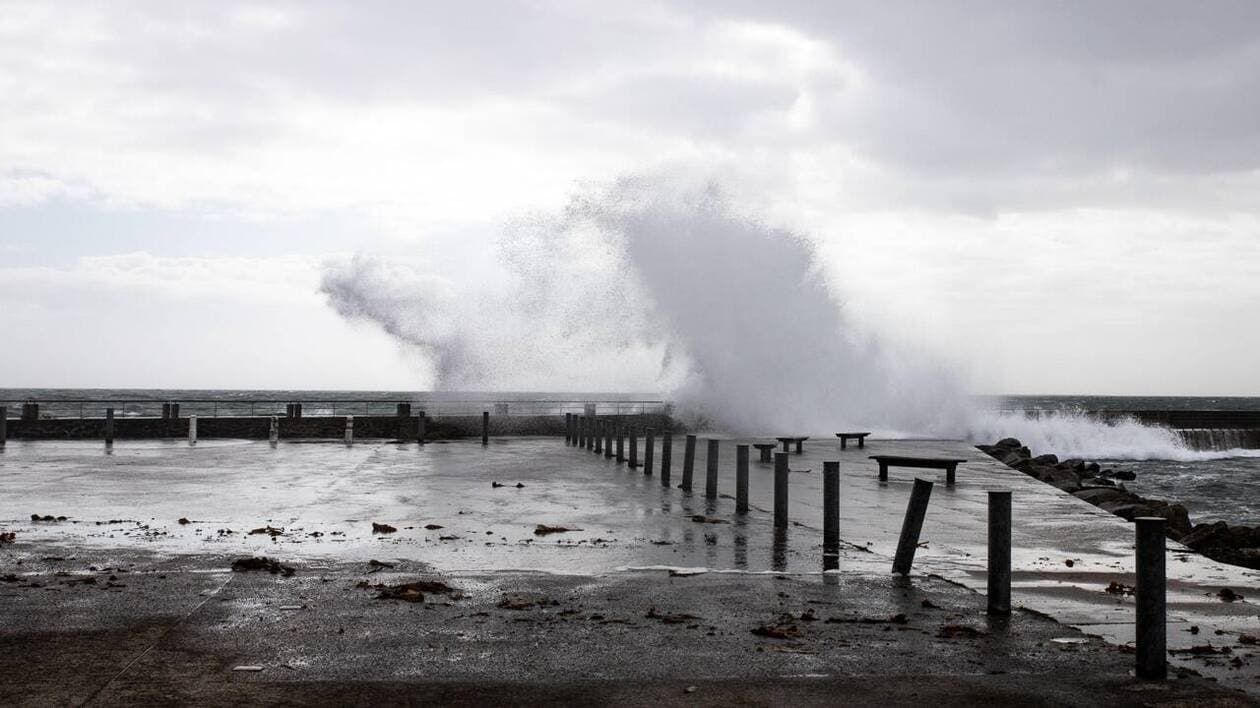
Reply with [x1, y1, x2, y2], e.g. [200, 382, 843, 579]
[823, 461, 840, 555]
[1136, 516, 1168, 680]
[988, 490, 1012, 615]
[417, 411, 427, 445]
[705, 439, 719, 499]
[644, 429, 655, 475]
[616, 423, 625, 462]
[482, 411, 489, 446]
[269, 416, 279, 445]
[105, 407, 115, 446]
[604, 422, 614, 459]
[345, 415, 354, 445]
[681, 434, 697, 491]
[0, 405, 6, 447]
[736, 444, 749, 514]
[660, 434, 673, 486]
[629, 428, 639, 468]
[188, 415, 197, 446]
[774, 453, 790, 528]
[594, 421, 603, 454]
[892, 478, 935, 575]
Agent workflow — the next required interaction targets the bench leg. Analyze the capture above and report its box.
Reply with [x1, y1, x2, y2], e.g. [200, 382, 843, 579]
[878, 462, 888, 482]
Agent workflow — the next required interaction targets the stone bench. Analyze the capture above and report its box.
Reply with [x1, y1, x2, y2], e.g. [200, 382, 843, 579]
[869, 455, 968, 485]
[775, 436, 809, 454]
[835, 432, 871, 450]
[752, 443, 778, 463]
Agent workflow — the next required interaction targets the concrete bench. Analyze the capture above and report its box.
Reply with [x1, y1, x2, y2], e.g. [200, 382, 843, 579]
[869, 455, 967, 485]
[776, 436, 809, 454]
[835, 432, 871, 450]
[752, 443, 778, 463]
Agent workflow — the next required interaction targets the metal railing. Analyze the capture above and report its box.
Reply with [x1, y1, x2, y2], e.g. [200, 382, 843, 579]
[1, 399, 671, 420]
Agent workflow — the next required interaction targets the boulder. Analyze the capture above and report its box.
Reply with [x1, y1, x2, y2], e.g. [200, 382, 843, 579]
[1109, 469, 1136, 481]
[995, 437, 1022, 449]
[1073, 488, 1131, 506]
[1000, 451, 1029, 468]
[1037, 468, 1082, 492]
[1180, 521, 1230, 549]
[1032, 453, 1059, 466]
[1084, 462, 1101, 474]
[1080, 477, 1115, 487]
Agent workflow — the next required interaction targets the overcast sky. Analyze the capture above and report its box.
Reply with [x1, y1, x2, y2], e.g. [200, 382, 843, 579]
[2, 1, 1259, 395]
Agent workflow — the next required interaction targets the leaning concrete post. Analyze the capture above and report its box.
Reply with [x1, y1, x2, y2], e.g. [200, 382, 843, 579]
[417, 411, 427, 445]
[1136, 517, 1168, 680]
[892, 478, 934, 575]
[681, 434, 697, 490]
[616, 423, 625, 462]
[773, 452, 790, 528]
[188, 415, 198, 446]
[629, 428, 639, 467]
[105, 407, 115, 446]
[269, 416, 279, 445]
[0, 405, 7, 448]
[736, 444, 749, 514]
[345, 415, 354, 445]
[481, 411, 489, 446]
[823, 461, 840, 555]
[705, 439, 720, 499]
[987, 490, 1012, 615]
[660, 434, 672, 486]
[644, 429, 654, 475]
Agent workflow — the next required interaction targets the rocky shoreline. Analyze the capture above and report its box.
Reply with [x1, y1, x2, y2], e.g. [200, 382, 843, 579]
[978, 437, 1260, 571]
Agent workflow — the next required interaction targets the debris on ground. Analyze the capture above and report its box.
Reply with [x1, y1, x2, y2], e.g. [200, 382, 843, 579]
[497, 594, 555, 610]
[1104, 581, 1135, 596]
[534, 525, 579, 535]
[937, 624, 986, 639]
[424, 524, 444, 530]
[371, 523, 397, 534]
[230, 557, 296, 576]
[1239, 634, 1258, 645]
[752, 617, 802, 640]
[1065, 559, 1075, 567]
[178, 517, 190, 525]
[689, 515, 729, 524]
[825, 614, 907, 625]
[921, 599, 940, 609]
[367, 559, 395, 572]
[645, 607, 701, 624]
[29, 514, 67, 522]
[1218, 588, 1244, 602]
[492, 482, 505, 488]
[515, 483, 525, 488]
[1170, 645, 1233, 655]
[248, 526, 284, 537]
[366, 579, 458, 603]
[0, 532, 15, 544]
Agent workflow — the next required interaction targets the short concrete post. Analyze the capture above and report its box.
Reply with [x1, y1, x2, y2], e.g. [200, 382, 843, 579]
[563, 413, 571, 445]
[823, 461, 840, 555]
[774, 452, 789, 528]
[629, 428, 639, 467]
[0, 405, 7, 447]
[269, 416, 279, 445]
[705, 439, 719, 499]
[892, 478, 934, 575]
[417, 411, 427, 445]
[644, 429, 654, 475]
[105, 407, 115, 446]
[681, 434, 697, 490]
[736, 444, 749, 514]
[604, 422, 614, 459]
[987, 490, 1012, 615]
[1136, 517, 1168, 680]
[616, 423, 625, 462]
[660, 434, 672, 486]
[188, 415, 197, 446]
[345, 415, 354, 445]
[481, 411, 489, 446]
[594, 421, 603, 454]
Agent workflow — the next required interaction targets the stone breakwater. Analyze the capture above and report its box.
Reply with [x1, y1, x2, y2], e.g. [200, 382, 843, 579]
[978, 437, 1260, 571]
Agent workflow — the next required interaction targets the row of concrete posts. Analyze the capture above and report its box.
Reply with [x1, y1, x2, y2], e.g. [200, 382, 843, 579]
[561, 412, 1169, 681]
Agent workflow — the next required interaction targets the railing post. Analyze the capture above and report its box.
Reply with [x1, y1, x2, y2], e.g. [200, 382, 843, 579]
[988, 490, 1012, 615]
[736, 444, 749, 514]
[705, 439, 719, 499]
[188, 415, 198, 446]
[774, 452, 789, 528]
[823, 460, 840, 554]
[892, 478, 934, 575]
[1136, 517, 1168, 680]
[644, 428, 654, 475]
[681, 434, 697, 491]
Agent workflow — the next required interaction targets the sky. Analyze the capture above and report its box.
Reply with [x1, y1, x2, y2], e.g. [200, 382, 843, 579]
[2, 0, 1259, 395]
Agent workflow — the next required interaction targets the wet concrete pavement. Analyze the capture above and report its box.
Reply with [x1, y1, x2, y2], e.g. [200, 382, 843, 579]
[2, 435, 1259, 704]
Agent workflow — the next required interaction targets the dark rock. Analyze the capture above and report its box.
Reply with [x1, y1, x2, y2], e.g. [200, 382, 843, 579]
[1073, 488, 1131, 505]
[1181, 522, 1231, 550]
[1110, 470, 1136, 481]
[995, 438, 1022, 449]
[1037, 468, 1082, 493]
[1032, 454, 1059, 465]
[1084, 462, 1101, 474]
[1079, 477, 1115, 488]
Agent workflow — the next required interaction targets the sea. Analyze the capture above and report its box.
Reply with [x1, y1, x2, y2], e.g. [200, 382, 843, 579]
[3, 389, 1258, 528]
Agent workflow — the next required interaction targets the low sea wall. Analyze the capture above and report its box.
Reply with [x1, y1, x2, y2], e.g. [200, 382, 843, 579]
[4, 413, 675, 441]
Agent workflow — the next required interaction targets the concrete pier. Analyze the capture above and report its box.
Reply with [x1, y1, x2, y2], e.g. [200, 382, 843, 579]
[660, 434, 672, 485]
[705, 438, 719, 499]
[681, 435, 696, 491]
[643, 429, 654, 475]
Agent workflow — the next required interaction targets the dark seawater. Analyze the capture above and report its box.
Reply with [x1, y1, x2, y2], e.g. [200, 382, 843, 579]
[3, 389, 1257, 526]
